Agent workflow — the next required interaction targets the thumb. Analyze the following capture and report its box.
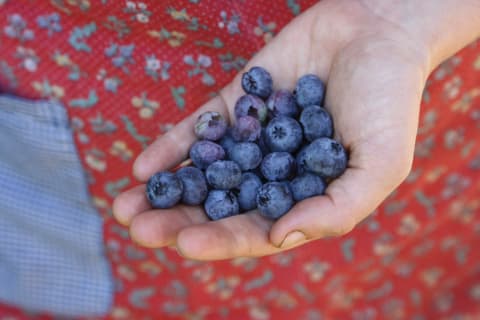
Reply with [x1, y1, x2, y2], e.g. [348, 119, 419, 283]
[270, 164, 404, 248]
[269, 37, 427, 248]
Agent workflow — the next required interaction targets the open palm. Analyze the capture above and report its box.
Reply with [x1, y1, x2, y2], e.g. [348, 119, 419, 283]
[113, 0, 430, 260]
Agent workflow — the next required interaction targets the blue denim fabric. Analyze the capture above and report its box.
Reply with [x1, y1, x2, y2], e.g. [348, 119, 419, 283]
[0, 95, 113, 317]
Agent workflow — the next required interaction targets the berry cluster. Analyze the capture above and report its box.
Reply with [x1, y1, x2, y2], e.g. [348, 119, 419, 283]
[146, 66, 348, 220]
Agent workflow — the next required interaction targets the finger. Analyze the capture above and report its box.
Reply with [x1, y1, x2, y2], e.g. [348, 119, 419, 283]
[175, 212, 289, 261]
[112, 184, 150, 226]
[129, 206, 209, 248]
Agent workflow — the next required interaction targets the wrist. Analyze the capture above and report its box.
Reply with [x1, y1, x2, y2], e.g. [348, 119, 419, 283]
[359, 0, 480, 72]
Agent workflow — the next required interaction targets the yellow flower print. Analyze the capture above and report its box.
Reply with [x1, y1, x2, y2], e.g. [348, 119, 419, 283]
[206, 276, 240, 300]
[420, 267, 444, 287]
[397, 213, 420, 235]
[254, 17, 276, 43]
[474, 54, 480, 70]
[110, 140, 133, 161]
[168, 8, 190, 21]
[51, 0, 90, 14]
[54, 53, 72, 66]
[148, 29, 186, 47]
[32, 79, 65, 99]
[131, 93, 159, 118]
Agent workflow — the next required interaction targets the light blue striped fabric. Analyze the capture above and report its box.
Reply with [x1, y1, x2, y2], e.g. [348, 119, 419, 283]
[0, 95, 113, 317]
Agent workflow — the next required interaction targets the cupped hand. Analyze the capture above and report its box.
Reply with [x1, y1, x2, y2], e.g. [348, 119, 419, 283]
[113, 0, 432, 260]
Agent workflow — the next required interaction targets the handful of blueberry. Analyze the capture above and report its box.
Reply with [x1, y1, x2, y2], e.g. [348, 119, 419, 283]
[146, 66, 348, 220]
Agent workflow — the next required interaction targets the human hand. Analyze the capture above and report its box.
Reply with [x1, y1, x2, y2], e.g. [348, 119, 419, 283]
[113, 0, 479, 260]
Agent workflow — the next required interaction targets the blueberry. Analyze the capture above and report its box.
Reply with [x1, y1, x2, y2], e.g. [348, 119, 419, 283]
[194, 111, 228, 141]
[257, 128, 271, 156]
[261, 152, 296, 181]
[299, 105, 333, 141]
[295, 74, 325, 108]
[176, 166, 208, 205]
[290, 173, 327, 201]
[295, 147, 308, 175]
[256, 182, 294, 219]
[229, 142, 262, 171]
[265, 116, 303, 153]
[146, 172, 183, 209]
[206, 160, 242, 189]
[234, 94, 268, 123]
[232, 115, 261, 142]
[241, 66, 273, 99]
[204, 190, 239, 220]
[219, 129, 236, 156]
[297, 137, 348, 179]
[189, 140, 225, 170]
[237, 172, 262, 211]
[266, 89, 299, 118]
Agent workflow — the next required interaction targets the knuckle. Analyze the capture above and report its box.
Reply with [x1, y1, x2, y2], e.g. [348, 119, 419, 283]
[326, 215, 356, 237]
[391, 152, 414, 183]
[377, 148, 414, 189]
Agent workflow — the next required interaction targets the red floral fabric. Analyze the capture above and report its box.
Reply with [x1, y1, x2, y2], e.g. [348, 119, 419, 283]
[1, 1, 480, 319]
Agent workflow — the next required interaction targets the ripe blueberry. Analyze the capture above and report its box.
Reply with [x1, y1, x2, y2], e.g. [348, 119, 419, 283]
[299, 105, 333, 141]
[261, 152, 296, 181]
[234, 94, 268, 123]
[256, 182, 294, 219]
[266, 89, 298, 118]
[176, 166, 208, 205]
[194, 111, 228, 141]
[146, 172, 183, 209]
[229, 142, 263, 171]
[189, 140, 225, 170]
[297, 137, 347, 179]
[237, 172, 263, 212]
[204, 190, 239, 220]
[295, 74, 325, 108]
[206, 160, 242, 189]
[241, 66, 273, 99]
[265, 116, 303, 153]
[232, 115, 261, 142]
[290, 173, 326, 201]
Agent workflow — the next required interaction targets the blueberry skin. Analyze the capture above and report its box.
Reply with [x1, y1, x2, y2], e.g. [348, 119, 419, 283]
[204, 190, 240, 220]
[194, 111, 228, 141]
[146, 172, 184, 209]
[206, 160, 242, 189]
[290, 173, 327, 201]
[176, 166, 208, 205]
[219, 129, 236, 156]
[265, 116, 303, 153]
[266, 89, 299, 119]
[229, 142, 263, 171]
[295, 147, 308, 175]
[297, 137, 348, 179]
[261, 152, 296, 181]
[189, 140, 225, 170]
[256, 182, 294, 219]
[232, 115, 261, 142]
[237, 172, 262, 212]
[234, 94, 268, 123]
[257, 128, 271, 156]
[295, 74, 325, 108]
[299, 105, 333, 141]
[241, 66, 273, 99]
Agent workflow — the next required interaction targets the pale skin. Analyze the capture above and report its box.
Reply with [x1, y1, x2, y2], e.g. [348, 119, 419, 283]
[113, 0, 480, 260]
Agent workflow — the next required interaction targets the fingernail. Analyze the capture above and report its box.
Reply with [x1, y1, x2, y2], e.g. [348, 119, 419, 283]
[172, 245, 186, 258]
[279, 231, 306, 248]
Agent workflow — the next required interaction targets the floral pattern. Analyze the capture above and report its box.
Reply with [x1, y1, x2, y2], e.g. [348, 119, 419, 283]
[1, 1, 480, 319]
